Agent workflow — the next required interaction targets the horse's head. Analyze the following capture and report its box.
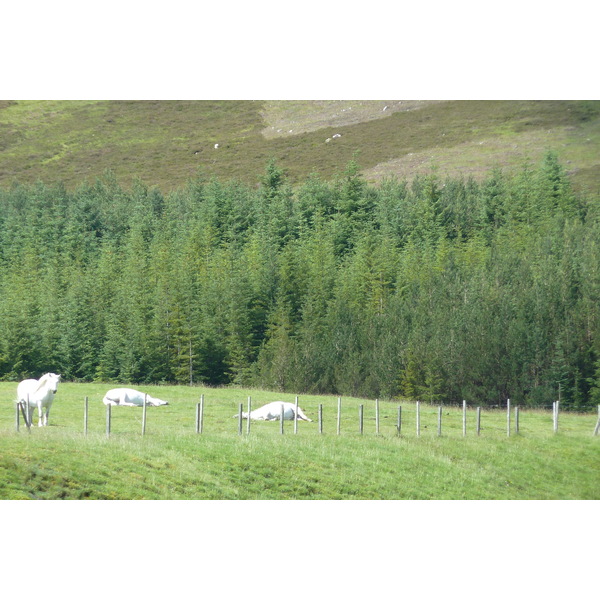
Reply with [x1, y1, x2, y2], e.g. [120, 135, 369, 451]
[43, 373, 61, 394]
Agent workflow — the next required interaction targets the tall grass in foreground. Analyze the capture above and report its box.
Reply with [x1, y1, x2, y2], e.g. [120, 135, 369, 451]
[0, 383, 598, 499]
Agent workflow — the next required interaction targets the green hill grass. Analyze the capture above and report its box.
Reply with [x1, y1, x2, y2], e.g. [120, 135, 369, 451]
[1, 383, 598, 499]
[1, 100, 599, 193]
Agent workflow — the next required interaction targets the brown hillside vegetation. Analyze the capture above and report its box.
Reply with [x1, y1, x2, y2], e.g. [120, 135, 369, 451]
[0, 100, 598, 193]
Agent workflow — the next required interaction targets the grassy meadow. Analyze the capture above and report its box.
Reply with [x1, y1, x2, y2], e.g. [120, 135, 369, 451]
[1, 382, 598, 500]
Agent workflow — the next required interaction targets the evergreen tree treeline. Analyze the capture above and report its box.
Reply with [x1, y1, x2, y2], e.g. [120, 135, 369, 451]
[1, 154, 599, 409]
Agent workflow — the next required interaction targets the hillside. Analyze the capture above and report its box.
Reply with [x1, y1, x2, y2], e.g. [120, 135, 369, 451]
[1, 100, 599, 193]
[1, 382, 598, 500]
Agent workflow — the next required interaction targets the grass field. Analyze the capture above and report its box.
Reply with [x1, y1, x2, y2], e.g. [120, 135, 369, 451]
[1, 383, 598, 500]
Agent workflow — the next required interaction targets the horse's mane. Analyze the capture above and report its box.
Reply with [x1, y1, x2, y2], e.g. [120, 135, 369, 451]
[34, 373, 57, 392]
[34, 374, 50, 392]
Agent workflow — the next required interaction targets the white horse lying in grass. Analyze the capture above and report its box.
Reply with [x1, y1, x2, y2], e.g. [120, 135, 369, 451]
[236, 401, 312, 422]
[17, 372, 61, 427]
[102, 388, 169, 407]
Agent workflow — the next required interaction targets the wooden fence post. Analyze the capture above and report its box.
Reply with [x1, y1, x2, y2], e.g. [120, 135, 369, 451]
[375, 398, 380, 435]
[515, 406, 520, 435]
[142, 394, 147, 436]
[359, 405, 364, 435]
[438, 406, 442, 436]
[416, 401, 420, 437]
[196, 395, 205, 434]
[557, 385, 561, 433]
[593, 405, 600, 436]
[247, 396, 252, 435]
[462, 400, 467, 437]
[238, 403, 243, 435]
[294, 396, 299, 434]
[280, 403, 285, 435]
[106, 403, 111, 438]
[23, 394, 31, 431]
[337, 397, 341, 435]
[319, 404, 323, 434]
[397, 405, 402, 436]
[84, 396, 88, 436]
[476, 407, 481, 436]
[21, 401, 31, 432]
[199, 394, 204, 434]
[507, 398, 511, 437]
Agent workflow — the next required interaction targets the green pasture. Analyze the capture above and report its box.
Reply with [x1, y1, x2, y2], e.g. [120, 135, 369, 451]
[0, 383, 598, 500]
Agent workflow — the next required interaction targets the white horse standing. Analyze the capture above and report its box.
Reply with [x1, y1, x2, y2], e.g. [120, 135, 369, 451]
[236, 401, 312, 422]
[17, 373, 61, 427]
[102, 388, 169, 407]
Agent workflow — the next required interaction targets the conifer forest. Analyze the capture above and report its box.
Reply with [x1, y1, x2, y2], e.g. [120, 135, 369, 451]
[1, 154, 599, 410]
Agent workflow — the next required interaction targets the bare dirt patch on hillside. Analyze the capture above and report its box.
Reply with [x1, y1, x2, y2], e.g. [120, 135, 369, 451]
[362, 124, 600, 187]
[260, 100, 443, 139]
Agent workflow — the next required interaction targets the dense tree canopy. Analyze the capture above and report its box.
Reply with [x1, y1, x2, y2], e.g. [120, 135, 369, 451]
[1, 153, 599, 409]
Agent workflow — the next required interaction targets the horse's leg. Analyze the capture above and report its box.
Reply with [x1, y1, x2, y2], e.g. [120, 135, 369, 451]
[44, 403, 50, 426]
[120, 394, 138, 407]
[37, 400, 44, 427]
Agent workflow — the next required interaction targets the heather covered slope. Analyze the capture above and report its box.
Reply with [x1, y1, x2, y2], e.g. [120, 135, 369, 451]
[1, 100, 599, 193]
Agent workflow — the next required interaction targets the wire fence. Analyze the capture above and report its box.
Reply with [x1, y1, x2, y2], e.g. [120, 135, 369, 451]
[13, 395, 599, 439]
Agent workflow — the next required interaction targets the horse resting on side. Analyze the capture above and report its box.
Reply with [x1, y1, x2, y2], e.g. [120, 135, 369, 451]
[235, 400, 312, 422]
[17, 373, 61, 427]
[102, 388, 169, 407]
